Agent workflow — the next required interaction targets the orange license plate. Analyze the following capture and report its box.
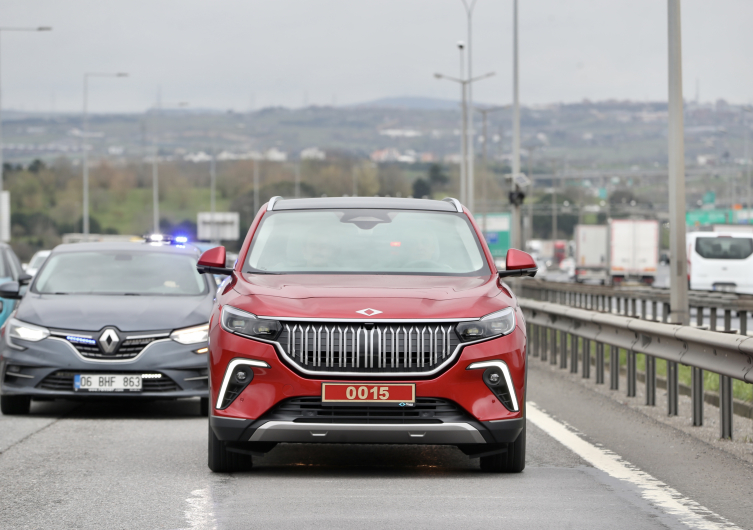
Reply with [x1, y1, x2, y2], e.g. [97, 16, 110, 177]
[321, 383, 415, 403]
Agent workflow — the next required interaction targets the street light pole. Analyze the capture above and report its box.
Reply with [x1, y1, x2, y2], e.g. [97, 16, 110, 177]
[458, 42, 467, 204]
[510, 0, 523, 250]
[0, 26, 51, 241]
[82, 72, 127, 235]
[210, 146, 217, 244]
[461, 0, 479, 212]
[435, 69, 495, 206]
[667, 0, 689, 325]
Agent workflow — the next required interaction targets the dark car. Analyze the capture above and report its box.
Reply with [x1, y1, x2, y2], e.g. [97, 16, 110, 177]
[0, 241, 214, 415]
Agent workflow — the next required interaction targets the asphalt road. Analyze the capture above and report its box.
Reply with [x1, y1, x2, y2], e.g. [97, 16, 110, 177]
[0, 363, 751, 529]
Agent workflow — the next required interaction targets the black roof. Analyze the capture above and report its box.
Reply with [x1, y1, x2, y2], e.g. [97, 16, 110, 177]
[50, 241, 202, 255]
[270, 196, 461, 212]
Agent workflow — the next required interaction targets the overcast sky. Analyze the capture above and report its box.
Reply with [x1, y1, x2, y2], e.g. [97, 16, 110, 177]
[1, 0, 751, 113]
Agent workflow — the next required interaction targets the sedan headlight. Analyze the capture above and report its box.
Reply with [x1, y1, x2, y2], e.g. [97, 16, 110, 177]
[7, 318, 50, 347]
[171, 323, 209, 345]
[455, 307, 516, 342]
[221, 306, 282, 340]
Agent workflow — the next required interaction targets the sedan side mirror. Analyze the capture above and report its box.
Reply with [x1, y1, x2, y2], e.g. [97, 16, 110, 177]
[197, 246, 234, 275]
[498, 249, 538, 279]
[0, 281, 23, 300]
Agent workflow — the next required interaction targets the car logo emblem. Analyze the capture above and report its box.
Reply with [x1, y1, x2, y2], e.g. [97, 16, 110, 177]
[99, 328, 121, 354]
[355, 308, 382, 317]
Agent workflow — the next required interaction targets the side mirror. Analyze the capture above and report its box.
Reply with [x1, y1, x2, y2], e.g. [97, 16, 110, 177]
[0, 281, 23, 300]
[498, 249, 538, 279]
[197, 246, 234, 275]
[18, 273, 32, 286]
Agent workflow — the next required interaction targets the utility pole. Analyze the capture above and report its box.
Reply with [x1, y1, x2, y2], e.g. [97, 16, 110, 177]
[210, 147, 217, 244]
[551, 186, 557, 240]
[667, 0, 689, 325]
[352, 164, 358, 196]
[294, 162, 301, 198]
[461, 0, 479, 212]
[510, 0, 523, 249]
[459, 42, 467, 205]
[745, 108, 751, 224]
[253, 158, 260, 214]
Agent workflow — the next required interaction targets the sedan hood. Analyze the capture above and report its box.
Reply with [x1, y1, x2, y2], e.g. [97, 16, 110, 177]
[15, 293, 213, 332]
[229, 273, 513, 320]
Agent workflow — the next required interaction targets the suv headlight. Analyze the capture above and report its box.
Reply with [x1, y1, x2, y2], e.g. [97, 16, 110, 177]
[456, 307, 516, 342]
[221, 306, 282, 340]
[7, 318, 50, 348]
[171, 323, 209, 345]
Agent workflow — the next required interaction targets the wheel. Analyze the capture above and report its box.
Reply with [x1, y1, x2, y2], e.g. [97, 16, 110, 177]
[1, 395, 31, 415]
[480, 424, 525, 473]
[199, 397, 209, 416]
[208, 424, 253, 472]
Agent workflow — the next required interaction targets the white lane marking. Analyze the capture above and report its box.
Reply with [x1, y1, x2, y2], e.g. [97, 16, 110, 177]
[184, 488, 217, 530]
[527, 402, 741, 530]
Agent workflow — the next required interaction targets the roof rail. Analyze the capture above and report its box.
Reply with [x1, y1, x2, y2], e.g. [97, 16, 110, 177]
[267, 196, 282, 211]
[443, 197, 463, 213]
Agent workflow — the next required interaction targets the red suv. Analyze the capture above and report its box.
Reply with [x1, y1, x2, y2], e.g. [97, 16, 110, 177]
[199, 197, 536, 473]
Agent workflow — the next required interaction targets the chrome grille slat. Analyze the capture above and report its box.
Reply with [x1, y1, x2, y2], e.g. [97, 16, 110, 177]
[277, 321, 462, 375]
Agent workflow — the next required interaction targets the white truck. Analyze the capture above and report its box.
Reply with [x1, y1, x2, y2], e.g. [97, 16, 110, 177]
[574, 224, 609, 283]
[609, 219, 659, 285]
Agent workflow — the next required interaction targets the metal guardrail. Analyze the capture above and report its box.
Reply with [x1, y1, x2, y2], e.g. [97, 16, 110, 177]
[519, 298, 753, 440]
[513, 279, 753, 335]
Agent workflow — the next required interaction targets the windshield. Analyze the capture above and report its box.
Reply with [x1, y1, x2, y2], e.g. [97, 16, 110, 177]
[696, 237, 753, 260]
[246, 209, 490, 275]
[34, 250, 208, 295]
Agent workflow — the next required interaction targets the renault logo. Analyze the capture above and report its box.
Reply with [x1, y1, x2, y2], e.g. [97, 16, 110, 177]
[99, 328, 121, 354]
[355, 308, 382, 317]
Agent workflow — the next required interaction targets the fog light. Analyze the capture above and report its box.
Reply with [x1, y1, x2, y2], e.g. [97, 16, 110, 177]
[489, 372, 500, 384]
[235, 371, 247, 382]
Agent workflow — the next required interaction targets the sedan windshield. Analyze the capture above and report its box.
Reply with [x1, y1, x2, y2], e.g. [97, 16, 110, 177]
[34, 251, 207, 295]
[246, 209, 490, 275]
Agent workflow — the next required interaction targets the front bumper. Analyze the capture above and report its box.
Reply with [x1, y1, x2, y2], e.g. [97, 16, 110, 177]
[209, 322, 527, 445]
[210, 414, 524, 445]
[0, 334, 208, 399]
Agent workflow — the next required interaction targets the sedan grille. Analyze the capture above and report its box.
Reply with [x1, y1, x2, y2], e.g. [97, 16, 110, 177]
[62, 336, 160, 360]
[276, 321, 461, 375]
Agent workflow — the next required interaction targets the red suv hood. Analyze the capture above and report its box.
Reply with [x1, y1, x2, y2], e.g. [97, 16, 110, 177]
[228, 273, 512, 319]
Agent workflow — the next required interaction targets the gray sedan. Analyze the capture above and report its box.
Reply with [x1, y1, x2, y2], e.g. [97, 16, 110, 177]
[0, 241, 214, 415]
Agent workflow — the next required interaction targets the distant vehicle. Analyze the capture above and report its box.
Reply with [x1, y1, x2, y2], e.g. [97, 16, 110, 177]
[23, 250, 51, 277]
[574, 225, 609, 284]
[609, 220, 659, 285]
[688, 231, 753, 294]
[0, 240, 214, 416]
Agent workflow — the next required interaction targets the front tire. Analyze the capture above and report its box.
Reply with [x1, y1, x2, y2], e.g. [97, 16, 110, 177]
[480, 424, 525, 473]
[1, 395, 31, 415]
[208, 424, 253, 472]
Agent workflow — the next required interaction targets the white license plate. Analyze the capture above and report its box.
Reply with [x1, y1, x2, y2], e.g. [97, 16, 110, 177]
[74, 374, 142, 392]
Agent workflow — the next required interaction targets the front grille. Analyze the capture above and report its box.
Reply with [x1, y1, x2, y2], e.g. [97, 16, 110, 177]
[277, 321, 462, 375]
[66, 337, 159, 360]
[37, 371, 180, 392]
[267, 397, 471, 424]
